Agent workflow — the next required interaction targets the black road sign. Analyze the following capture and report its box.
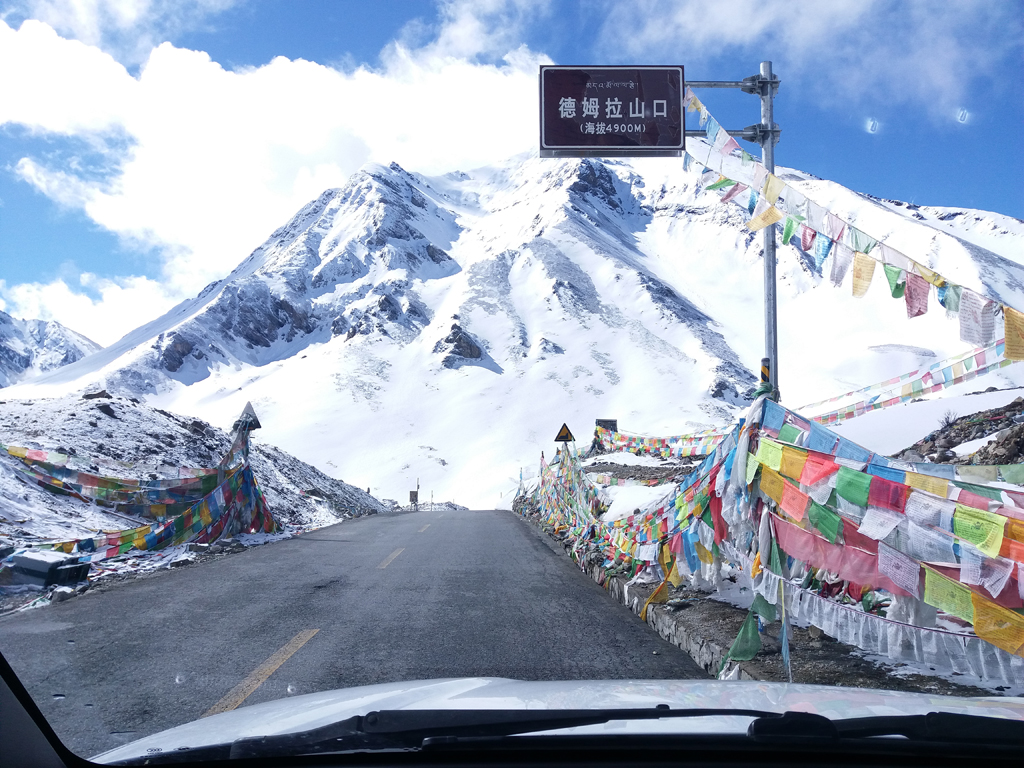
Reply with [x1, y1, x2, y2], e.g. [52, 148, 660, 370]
[540, 66, 684, 158]
[554, 423, 575, 442]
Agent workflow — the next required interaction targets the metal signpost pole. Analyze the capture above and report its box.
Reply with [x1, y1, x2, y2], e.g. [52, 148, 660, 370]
[759, 61, 780, 400]
[688, 62, 781, 400]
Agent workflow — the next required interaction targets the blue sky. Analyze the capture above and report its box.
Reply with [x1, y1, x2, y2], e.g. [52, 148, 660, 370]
[0, 0, 1021, 345]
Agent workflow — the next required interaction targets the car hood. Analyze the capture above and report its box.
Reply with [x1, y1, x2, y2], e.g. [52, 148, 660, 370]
[94, 677, 1024, 763]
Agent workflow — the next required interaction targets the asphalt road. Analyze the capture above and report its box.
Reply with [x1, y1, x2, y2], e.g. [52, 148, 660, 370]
[0, 508, 706, 757]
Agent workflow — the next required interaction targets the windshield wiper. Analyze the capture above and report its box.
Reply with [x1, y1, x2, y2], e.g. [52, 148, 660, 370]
[751, 709, 1024, 743]
[110, 707, 1024, 764]
[227, 706, 776, 758]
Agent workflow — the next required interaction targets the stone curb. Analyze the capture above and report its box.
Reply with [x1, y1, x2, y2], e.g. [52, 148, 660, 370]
[525, 514, 762, 681]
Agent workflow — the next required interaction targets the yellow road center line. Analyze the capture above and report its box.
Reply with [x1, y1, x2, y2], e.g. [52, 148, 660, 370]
[378, 548, 405, 569]
[418, 524, 430, 533]
[203, 629, 319, 718]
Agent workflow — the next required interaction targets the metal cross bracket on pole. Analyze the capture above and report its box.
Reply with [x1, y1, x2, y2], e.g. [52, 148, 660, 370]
[686, 61, 781, 400]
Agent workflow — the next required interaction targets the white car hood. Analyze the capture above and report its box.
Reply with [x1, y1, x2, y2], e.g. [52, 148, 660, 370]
[94, 678, 1024, 763]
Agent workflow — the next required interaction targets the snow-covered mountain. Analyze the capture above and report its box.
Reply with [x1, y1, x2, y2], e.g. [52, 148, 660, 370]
[0, 392, 386, 546]
[0, 311, 101, 387]
[8, 153, 1024, 506]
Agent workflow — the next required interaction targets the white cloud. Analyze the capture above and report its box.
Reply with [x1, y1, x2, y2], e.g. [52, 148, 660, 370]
[595, 0, 1023, 117]
[0, 2, 550, 343]
[2, 0, 241, 65]
[0, 273, 176, 346]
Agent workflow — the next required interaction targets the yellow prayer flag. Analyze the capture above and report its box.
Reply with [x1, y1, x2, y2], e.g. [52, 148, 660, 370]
[640, 576, 672, 620]
[916, 263, 942, 286]
[695, 541, 714, 564]
[905, 473, 949, 498]
[953, 504, 1006, 558]
[852, 251, 875, 298]
[923, 567, 974, 623]
[747, 205, 784, 232]
[759, 467, 785, 505]
[687, 95, 703, 113]
[972, 593, 1024, 657]
[755, 438, 783, 471]
[763, 173, 785, 205]
[780, 445, 807, 482]
[750, 551, 763, 578]
[1004, 306, 1024, 361]
[668, 559, 687, 587]
[658, 541, 673, 574]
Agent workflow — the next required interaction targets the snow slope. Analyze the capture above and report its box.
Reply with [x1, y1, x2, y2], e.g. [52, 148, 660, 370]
[7, 153, 1024, 507]
[0, 393, 385, 546]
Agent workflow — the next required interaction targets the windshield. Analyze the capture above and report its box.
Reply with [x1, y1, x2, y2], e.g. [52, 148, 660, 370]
[1, 0, 1023, 763]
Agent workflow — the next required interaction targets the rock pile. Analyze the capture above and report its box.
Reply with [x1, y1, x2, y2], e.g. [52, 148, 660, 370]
[896, 394, 1024, 464]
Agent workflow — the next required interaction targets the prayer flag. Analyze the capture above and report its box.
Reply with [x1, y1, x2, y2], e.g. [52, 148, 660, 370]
[867, 475, 907, 512]
[848, 226, 877, 254]
[923, 567, 974, 622]
[851, 251, 875, 297]
[830, 243, 854, 287]
[836, 466, 871, 507]
[883, 264, 905, 298]
[747, 201, 784, 232]
[959, 290, 996, 346]
[941, 284, 962, 314]
[1004, 306, 1024, 361]
[799, 224, 817, 252]
[808, 501, 841, 543]
[782, 216, 799, 244]
[721, 182, 748, 204]
[763, 173, 785, 205]
[905, 272, 929, 318]
[953, 504, 1006, 558]
[824, 212, 846, 241]
[972, 593, 1024, 656]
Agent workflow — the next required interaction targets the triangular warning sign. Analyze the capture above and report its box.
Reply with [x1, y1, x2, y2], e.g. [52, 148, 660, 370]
[554, 423, 575, 442]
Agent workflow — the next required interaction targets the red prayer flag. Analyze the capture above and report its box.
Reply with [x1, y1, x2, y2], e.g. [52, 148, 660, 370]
[799, 224, 816, 252]
[867, 475, 908, 513]
[905, 272, 929, 318]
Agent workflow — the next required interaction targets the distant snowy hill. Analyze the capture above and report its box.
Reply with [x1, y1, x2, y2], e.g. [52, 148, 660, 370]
[0, 392, 385, 546]
[0, 311, 101, 387]
[9, 153, 1024, 506]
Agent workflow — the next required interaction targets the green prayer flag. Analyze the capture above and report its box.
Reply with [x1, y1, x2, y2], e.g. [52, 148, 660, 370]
[808, 501, 842, 544]
[769, 538, 784, 575]
[953, 481, 1003, 501]
[942, 284, 962, 313]
[782, 216, 799, 244]
[751, 593, 778, 622]
[777, 423, 801, 444]
[999, 464, 1024, 484]
[720, 610, 762, 672]
[745, 452, 760, 485]
[706, 177, 736, 191]
[701, 508, 714, 529]
[883, 264, 905, 298]
[836, 466, 871, 507]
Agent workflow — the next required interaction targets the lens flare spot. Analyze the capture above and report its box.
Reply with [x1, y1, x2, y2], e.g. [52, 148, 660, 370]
[865, 118, 879, 134]
[957, 108, 970, 124]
